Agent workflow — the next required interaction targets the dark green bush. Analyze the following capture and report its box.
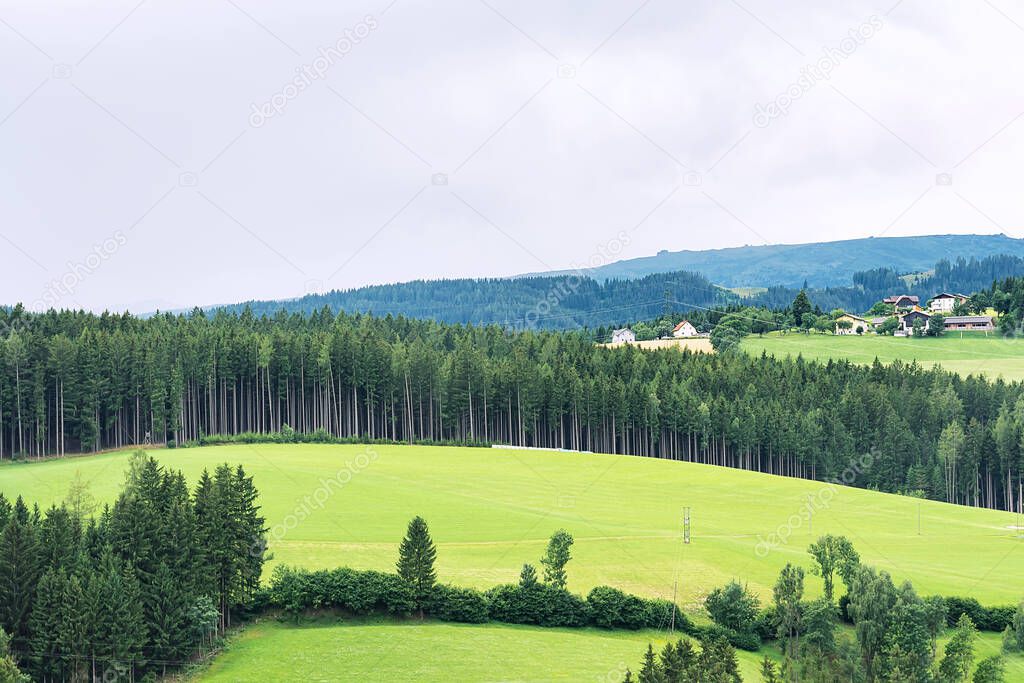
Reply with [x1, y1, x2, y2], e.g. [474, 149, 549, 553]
[753, 606, 778, 641]
[695, 623, 761, 652]
[267, 566, 413, 618]
[587, 586, 645, 629]
[944, 597, 1013, 632]
[428, 584, 489, 623]
[486, 583, 588, 627]
[643, 598, 691, 632]
[269, 566, 685, 633]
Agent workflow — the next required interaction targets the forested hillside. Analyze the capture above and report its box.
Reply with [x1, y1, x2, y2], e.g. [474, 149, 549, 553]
[1, 306, 1022, 511]
[752, 254, 1024, 312]
[545, 233, 1024, 287]
[208, 253, 1024, 329]
[216, 269, 732, 329]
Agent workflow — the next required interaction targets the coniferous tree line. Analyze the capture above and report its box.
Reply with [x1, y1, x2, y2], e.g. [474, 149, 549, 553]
[0, 452, 265, 681]
[2, 305, 1024, 510]
[750, 254, 1024, 314]
[217, 269, 733, 330]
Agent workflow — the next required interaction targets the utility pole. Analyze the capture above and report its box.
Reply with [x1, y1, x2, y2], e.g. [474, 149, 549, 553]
[807, 494, 814, 537]
[670, 580, 677, 633]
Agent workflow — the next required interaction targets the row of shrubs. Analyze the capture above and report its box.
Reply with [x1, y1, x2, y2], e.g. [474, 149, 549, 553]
[836, 594, 1015, 632]
[942, 596, 1016, 632]
[267, 566, 688, 631]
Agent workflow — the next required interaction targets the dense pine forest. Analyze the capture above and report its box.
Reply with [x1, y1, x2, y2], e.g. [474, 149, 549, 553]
[0, 453, 265, 681]
[218, 269, 732, 330]
[2, 305, 1023, 511]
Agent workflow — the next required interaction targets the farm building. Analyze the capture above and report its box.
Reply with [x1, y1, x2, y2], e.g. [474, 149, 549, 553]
[898, 309, 932, 335]
[883, 294, 920, 310]
[672, 320, 698, 338]
[611, 328, 636, 343]
[929, 292, 968, 313]
[943, 315, 994, 331]
[835, 313, 871, 335]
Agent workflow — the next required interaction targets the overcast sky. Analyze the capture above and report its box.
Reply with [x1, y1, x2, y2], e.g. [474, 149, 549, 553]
[2, 0, 1023, 312]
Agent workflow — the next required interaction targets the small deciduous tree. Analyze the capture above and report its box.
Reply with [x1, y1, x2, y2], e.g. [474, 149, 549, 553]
[773, 564, 805, 664]
[705, 580, 760, 635]
[807, 535, 860, 602]
[518, 563, 538, 589]
[938, 613, 977, 682]
[540, 529, 573, 589]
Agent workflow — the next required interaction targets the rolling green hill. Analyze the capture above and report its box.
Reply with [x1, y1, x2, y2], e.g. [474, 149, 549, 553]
[3, 444, 1020, 606]
[544, 233, 1024, 288]
[5, 444, 1023, 681]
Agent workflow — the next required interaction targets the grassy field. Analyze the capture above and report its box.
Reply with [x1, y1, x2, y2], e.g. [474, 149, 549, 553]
[3, 444, 1023, 681]
[601, 338, 713, 353]
[194, 618, 776, 681]
[742, 331, 1024, 382]
[193, 618, 1022, 682]
[2, 444, 1021, 606]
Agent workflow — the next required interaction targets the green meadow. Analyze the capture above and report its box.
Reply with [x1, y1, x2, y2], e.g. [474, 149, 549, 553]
[742, 331, 1024, 382]
[194, 618, 777, 681]
[192, 619, 1021, 682]
[3, 444, 1023, 680]
[2, 443, 1020, 606]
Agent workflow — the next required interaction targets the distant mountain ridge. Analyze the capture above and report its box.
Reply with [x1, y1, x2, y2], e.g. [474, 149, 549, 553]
[531, 233, 1024, 288]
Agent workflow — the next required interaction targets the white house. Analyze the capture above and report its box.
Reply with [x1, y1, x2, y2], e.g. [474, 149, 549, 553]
[672, 320, 698, 338]
[834, 313, 871, 335]
[611, 328, 636, 344]
[929, 293, 968, 313]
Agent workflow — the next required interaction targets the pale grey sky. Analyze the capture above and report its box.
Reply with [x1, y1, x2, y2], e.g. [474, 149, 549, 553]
[2, 0, 1023, 312]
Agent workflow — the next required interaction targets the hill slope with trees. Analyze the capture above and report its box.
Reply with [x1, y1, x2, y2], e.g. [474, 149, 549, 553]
[544, 233, 1024, 287]
[2, 306, 1023, 511]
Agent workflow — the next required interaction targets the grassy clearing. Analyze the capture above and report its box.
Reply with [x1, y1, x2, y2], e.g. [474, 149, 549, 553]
[742, 331, 1024, 382]
[193, 619, 1022, 682]
[2, 444, 1021, 607]
[193, 618, 776, 682]
[600, 338, 713, 353]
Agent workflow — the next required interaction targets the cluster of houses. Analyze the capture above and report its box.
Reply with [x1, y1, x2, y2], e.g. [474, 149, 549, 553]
[835, 292, 995, 336]
[611, 320, 700, 344]
[610, 292, 994, 343]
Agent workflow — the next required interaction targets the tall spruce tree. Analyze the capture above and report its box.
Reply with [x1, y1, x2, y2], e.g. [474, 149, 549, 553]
[0, 498, 41, 653]
[397, 516, 437, 617]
